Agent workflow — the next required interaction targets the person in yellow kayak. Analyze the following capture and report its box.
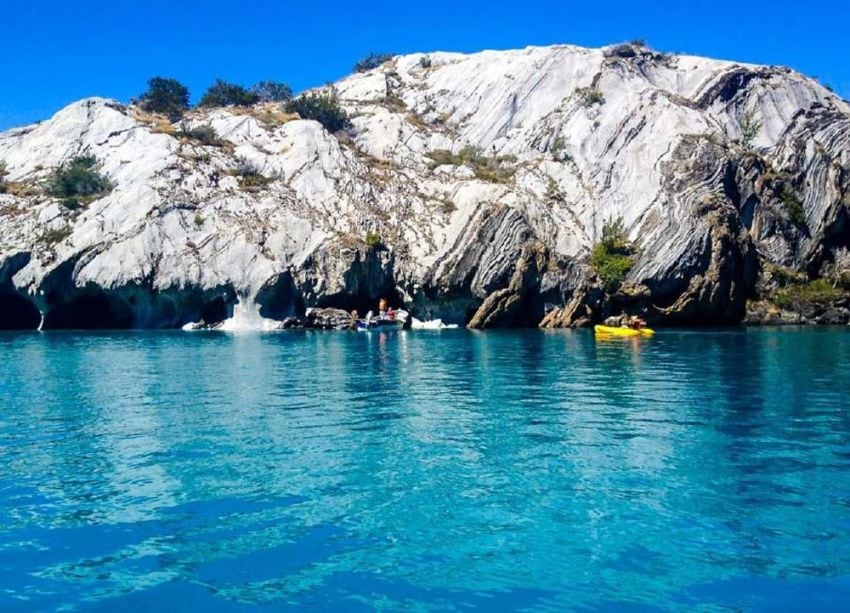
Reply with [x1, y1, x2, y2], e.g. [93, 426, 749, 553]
[604, 314, 647, 330]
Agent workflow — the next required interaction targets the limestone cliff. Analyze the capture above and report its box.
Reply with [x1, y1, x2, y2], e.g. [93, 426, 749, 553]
[0, 42, 848, 329]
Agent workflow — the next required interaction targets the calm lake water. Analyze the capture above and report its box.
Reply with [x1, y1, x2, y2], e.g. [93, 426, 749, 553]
[1, 328, 850, 611]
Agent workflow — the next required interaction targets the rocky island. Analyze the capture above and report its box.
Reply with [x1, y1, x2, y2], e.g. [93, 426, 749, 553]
[1, 42, 848, 330]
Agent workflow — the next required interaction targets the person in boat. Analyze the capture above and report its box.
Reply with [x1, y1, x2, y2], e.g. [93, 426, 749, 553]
[605, 314, 646, 330]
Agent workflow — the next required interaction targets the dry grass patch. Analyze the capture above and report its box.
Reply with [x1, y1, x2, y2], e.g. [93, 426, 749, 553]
[131, 107, 177, 135]
[230, 104, 299, 130]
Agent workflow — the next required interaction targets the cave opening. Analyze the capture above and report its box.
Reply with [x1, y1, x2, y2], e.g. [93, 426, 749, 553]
[0, 292, 41, 330]
[43, 292, 134, 330]
[257, 274, 305, 321]
[317, 285, 402, 319]
[200, 297, 231, 325]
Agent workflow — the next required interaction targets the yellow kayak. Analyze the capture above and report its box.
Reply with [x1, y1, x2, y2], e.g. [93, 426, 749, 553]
[594, 325, 655, 337]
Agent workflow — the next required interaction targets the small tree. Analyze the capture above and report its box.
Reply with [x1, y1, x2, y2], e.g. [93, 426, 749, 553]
[198, 79, 260, 107]
[251, 81, 293, 103]
[590, 217, 634, 292]
[137, 77, 190, 120]
[740, 107, 762, 148]
[47, 155, 113, 209]
[285, 93, 351, 133]
[354, 52, 393, 73]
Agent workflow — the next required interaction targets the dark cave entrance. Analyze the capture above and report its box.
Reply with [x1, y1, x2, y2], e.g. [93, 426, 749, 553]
[43, 292, 134, 330]
[0, 292, 41, 330]
[200, 296, 231, 325]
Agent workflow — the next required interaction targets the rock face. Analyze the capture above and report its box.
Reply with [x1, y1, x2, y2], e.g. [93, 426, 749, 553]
[0, 43, 848, 329]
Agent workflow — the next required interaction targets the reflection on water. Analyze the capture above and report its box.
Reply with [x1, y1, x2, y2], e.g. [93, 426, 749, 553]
[1, 328, 850, 610]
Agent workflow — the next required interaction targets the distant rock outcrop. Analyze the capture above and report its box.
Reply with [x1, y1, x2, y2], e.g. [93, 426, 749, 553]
[0, 42, 848, 328]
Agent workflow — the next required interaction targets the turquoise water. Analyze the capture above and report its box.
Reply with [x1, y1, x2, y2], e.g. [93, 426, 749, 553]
[1, 328, 850, 611]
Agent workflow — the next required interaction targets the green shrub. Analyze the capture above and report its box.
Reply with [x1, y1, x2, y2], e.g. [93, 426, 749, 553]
[137, 77, 190, 120]
[251, 81, 293, 103]
[419, 55, 432, 69]
[354, 52, 393, 73]
[179, 124, 224, 147]
[199, 79, 260, 107]
[365, 231, 382, 248]
[47, 155, 112, 208]
[775, 278, 840, 309]
[590, 217, 634, 291]
[285, 93, 351, 133]
[0, 160, 7, 193]
[781, 188, 806, 229]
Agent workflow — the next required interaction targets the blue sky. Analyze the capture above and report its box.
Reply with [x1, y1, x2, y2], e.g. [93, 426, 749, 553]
[1, 0, 848, 130]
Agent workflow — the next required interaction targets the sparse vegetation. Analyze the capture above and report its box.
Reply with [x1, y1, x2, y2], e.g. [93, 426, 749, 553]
[194, 213, 205, 227]
[250, 81, 293, 103]
[426, 146, 516, 184]
[577, 87, 605, 107]
[46, 155, 112, 209]
[590, 217, 634, 292]
[234, 160, 274, 191]
[781, 187, 806, 229]
[439, 198, 457, 215]
[42, 225, 72, 245]
[0, 160, 7, 194]
[774, 278, 841, 310]
[740, 107, 762, 148]
[419, 55, 432, 69]
[354, 52, 393, 73]
[545, 177, 565, 203]
[199, 79, 260, 108]
[137, 77, 190, 120]
[550, 137, 566, 157]
[365, 231, 382, 248]
[285, 93, 351, 133]
[179, 124, 224, 147]
[383, 92, 406, 112]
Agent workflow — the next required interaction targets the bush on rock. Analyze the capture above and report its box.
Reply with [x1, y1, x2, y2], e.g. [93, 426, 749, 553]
[285, 93, 351, 133]
[199, 79, 260, 108]
[137, 77, 190, 120]
[47, 155, 112, 209]
[590, 217, 634, 292]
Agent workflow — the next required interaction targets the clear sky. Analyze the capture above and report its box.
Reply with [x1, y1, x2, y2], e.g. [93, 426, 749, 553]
[1, 0, 848, 130]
